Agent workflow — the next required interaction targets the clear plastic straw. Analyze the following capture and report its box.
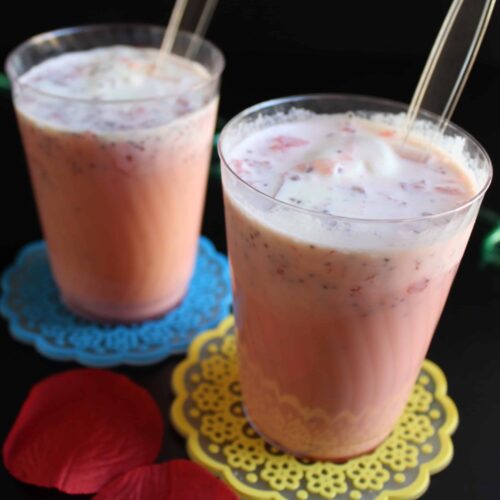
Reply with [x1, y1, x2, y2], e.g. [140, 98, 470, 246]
[155, 0, 219, 74]
[405, 0, 496, 135]
[155, 0, 190, 74]
[185, 0, 219, 58]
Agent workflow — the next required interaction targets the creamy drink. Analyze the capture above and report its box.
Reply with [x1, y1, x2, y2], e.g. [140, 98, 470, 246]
[219, 95, 491, 460]
[7, 26, 224, 322]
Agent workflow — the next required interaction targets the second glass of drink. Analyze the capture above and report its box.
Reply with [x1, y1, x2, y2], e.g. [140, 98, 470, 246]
[6, 24, 224, 322]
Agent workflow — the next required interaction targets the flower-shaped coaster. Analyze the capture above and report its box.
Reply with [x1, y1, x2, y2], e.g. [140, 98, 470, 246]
[0, 237, 231, 367]
[172, 316, 458, 500]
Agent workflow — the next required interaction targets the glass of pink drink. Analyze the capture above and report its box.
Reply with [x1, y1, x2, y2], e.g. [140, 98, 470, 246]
[219, 95, 492, 461]
[6, 25, 224, 322]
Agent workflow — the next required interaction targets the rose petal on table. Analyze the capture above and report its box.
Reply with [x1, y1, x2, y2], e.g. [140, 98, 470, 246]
[2, 369, 163, 494]
[93, 460, 238, 499]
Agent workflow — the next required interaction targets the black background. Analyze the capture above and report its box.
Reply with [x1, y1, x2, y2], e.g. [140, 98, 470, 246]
[1, 1, 500, 498]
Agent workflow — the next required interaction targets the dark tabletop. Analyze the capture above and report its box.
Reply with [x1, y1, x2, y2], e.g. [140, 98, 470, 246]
[1, 1, 500, 498]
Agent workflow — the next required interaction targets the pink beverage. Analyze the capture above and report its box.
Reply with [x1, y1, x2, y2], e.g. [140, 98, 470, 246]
[6, 26, 224, 322]
[219, 95, 491, 461]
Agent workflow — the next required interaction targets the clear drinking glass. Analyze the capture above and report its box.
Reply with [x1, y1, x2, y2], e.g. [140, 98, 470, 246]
[6, 24, 224, 322]
[218, 94, 492, 460]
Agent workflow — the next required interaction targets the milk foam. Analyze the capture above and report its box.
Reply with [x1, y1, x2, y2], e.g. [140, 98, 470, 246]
[16, 46, 212, 132]
[222, 110, 485, 251]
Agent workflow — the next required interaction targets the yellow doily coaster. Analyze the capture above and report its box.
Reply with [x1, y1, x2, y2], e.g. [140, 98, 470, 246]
[171, 316, 458, 500]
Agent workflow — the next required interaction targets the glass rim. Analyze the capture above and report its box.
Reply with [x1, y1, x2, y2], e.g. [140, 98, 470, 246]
[5, 23, 225, 105]
[218, 93, 493, 225]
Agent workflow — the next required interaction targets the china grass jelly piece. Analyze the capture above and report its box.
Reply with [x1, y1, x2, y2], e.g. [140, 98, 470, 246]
[93, 460, 238, 499]
[3, 369, 163, 494]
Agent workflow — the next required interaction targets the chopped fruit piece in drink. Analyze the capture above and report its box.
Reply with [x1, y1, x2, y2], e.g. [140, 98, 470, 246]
[231, 159, 248, 176]
[295, 158, 334, 175]
[269, 135, 309, 152]
[407, 278, 430, 294]
[341, 125, 356, 133]
[400, 180, 426, 191]
[378, 129, 396, 138]
[246, 158, 271, 169]
[435, 185, 464, 195]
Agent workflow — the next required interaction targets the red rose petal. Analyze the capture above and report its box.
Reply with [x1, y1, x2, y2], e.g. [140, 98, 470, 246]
[94, 460, 238, 500]
[3, 369, 163, 494]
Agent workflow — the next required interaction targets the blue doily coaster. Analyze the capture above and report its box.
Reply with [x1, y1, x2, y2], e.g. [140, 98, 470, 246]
[0, 237, 232, 367]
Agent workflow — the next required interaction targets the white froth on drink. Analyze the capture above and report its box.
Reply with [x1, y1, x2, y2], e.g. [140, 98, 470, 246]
[17, 46, 211, 132]
[227, 113, 476, 219]
[222, 110, 482, 250]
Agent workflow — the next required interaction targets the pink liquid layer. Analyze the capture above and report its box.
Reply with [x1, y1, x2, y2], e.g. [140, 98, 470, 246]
[225, 201, 470, 459]
[18, 100, 217, 322]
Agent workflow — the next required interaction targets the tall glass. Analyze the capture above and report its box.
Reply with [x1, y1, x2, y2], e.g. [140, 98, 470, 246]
[219, 95, 492, 461]
[6, 24, 224, 322]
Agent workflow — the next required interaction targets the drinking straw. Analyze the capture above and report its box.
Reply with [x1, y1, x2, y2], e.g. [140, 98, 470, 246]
[155, 0, 190, 74]
[185, 0, 219, 58]
[155, 0, 219, 73]
[405, 0, 496, 134]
